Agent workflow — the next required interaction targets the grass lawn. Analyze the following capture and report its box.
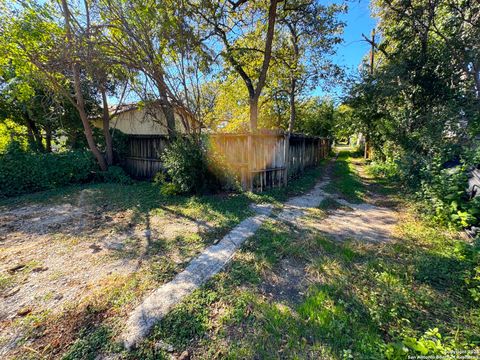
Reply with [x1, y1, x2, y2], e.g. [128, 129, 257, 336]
[324, 149, 368, 203]
[123, 151, 480, 360]
[0, 161, 329, 359]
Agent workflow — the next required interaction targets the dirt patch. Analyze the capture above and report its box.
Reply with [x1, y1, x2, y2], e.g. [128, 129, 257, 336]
[260, 257, 309, 305]
[0, 194, 215, 358]
[305, 200, 398, 243]
[150, 214, 209, 240]
[0, 204, 81, 239]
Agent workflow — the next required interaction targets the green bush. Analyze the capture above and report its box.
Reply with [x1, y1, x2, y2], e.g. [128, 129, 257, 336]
[367, 145, 480, 229]
[367, 160, 400, 180]
[159, 136, 230, 194]
[385, 328, 457, 359]
[0, 142, 97, 197]
[153, 171, 176, 195]
[419, 152, 480, 228]
[95, 165, 132, 185]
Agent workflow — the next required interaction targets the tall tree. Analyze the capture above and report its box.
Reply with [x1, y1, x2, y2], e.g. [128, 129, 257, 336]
[1, 0, 127, 169]
[194, 0, 281, 131]
[59, 0, 107, 169]
[101, 0, 210, 137]
[346, 0, 480, 162]
[275, 0, 344, 134]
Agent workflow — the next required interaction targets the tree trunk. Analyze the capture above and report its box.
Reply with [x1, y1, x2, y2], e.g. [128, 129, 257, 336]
[245, 0, 279, 188]
[73, 64, 108, 170]
[25, 125, 37, 151]
[163, 101, 177, 139]
[249, 96, 259, 132]
[25, 113, 44, 152]
[61, 0, 107, 171]
[45, 125, 52, 152]
[288, 78, 296, 134]
[220, 0, 278, 132]
[156, 94, 177, 139]
[153, 73, 177, 139]
[364, 133, 370, 159]
[248, 0, 279, 132]
[100, 86, 114, 165]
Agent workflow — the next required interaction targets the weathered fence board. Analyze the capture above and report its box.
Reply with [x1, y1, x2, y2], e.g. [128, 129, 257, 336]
[124, 135, 169, 178]
[123, 132, 330, 191]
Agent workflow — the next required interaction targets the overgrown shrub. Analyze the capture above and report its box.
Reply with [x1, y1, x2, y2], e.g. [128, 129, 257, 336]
[0, 142, 97, 197]
[152, 171, 176, 195]
[95, 165, 132, 184]
[160, 136, 208, 194]
[367, 145, 480, 229]
[418, 151, 480, 228]
[385, 328, 456, 359]
[158, 136, 233, 194]
[367, 160, 399, 180]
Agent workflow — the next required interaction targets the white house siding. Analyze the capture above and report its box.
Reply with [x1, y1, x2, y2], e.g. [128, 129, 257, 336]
[93, 108, 188, 135]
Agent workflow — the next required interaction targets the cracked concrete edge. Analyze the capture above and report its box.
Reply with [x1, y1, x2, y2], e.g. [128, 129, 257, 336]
[121, 211, 271, 349]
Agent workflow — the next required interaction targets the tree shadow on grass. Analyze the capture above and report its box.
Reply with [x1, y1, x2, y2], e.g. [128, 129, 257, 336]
[245, 284, 385, 359]
[0, 182, 256, 275]
[413, 250, 473, 294]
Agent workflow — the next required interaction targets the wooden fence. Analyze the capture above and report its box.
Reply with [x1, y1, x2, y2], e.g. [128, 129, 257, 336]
[210, 133, 330, 191]
[123, 132, 330, 191]
[124, 135, 169, 178]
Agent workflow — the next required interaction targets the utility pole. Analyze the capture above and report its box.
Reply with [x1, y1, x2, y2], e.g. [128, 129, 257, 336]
[365, 28, 375, 160]
[370, 28, 375, 76]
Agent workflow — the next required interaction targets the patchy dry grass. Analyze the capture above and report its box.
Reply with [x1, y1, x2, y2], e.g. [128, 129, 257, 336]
[0, 163, 329, 359]
[0, 183, 252, 358]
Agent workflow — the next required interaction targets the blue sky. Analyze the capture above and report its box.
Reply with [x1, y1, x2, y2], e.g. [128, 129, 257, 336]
[314, 0, 377, 99]
[113, 0, 376, 104]
[337, 0, 377, 72]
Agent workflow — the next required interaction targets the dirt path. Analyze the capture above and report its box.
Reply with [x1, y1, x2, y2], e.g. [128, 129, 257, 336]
[307, 199, 397, 243]
[121, 153, 399, 349]
[258, 153, 399, 315]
